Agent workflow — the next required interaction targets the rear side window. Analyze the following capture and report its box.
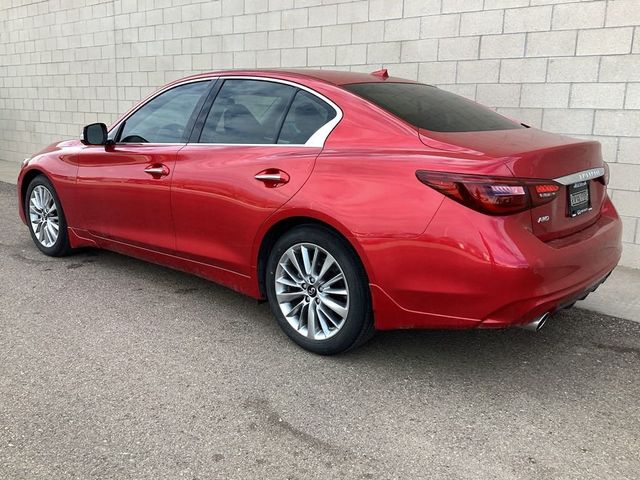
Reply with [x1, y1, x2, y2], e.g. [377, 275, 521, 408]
[344, 82, 523, 133]
[199, 79, 295, 144]
[277, 91, 336, 145]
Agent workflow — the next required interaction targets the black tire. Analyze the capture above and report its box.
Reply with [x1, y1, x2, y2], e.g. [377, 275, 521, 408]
[265, 225, 374, 355]
[24, 175, 72, 257]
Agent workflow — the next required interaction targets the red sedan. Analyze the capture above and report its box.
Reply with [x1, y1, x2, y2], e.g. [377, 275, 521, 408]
[17, 69, 622, 354]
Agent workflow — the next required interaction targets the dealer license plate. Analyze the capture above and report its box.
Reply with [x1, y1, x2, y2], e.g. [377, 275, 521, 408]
[568, 181, 590, 217]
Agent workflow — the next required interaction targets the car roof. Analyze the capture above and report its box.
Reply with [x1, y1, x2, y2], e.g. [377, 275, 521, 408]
[174, 68, 418, 87]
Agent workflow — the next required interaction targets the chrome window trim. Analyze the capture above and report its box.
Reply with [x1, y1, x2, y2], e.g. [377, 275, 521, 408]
[196, 75, 342, 148]
[554, 167, 605, 186]
[183, 143, 318, 148]
[109, 75, 343, 148]
[107, 77, 217, 140]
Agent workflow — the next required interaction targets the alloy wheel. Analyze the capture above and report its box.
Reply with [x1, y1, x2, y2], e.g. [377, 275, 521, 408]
[29, 185, 60, 248]
[274, 243, 350, 340]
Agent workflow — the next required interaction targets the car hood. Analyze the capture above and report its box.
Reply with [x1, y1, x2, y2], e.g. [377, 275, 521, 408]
[34, 139, 83, 157]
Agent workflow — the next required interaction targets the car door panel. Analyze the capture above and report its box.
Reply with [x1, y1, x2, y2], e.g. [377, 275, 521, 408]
[76, 145, 179, 252]
[172, 145, 320, 275]
[171, 78, 341, 277]
[73, 80, 213, 253]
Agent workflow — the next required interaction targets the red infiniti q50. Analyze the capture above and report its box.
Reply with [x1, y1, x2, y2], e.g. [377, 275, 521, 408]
[18, 69, 622, 354]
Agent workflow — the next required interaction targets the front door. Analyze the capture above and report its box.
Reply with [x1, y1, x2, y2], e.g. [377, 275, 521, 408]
[75, 80, 211, 252]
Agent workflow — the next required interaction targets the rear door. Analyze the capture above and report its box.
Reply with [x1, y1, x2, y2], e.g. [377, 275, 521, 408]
[172, 78, 339, 275]
[76, 80, 211, 252]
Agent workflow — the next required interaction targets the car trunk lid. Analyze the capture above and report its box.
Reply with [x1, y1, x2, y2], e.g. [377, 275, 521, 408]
[418, 128, 608, 241]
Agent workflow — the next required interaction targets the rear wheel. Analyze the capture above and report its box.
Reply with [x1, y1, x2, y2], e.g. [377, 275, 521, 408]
[266, 225, 373, 355]
[25, 175, 71, 257]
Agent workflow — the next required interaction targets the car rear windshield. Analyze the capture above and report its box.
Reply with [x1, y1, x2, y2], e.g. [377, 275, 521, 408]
[344, 82, 524, 133]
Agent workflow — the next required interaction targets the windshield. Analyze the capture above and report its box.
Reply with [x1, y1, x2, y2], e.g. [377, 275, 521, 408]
[344, 82, 524, 133]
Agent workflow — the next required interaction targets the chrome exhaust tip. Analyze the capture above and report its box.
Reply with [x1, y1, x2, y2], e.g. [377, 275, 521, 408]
[519, 312, 550, 332]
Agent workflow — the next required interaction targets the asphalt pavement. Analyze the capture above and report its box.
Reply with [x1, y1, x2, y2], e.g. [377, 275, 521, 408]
[1, 181, 639, 479]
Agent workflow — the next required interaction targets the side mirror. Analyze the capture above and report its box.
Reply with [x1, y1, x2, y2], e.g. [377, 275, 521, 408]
[81, 122, 108, 146]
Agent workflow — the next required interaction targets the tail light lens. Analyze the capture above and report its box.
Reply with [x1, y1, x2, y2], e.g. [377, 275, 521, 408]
[416, 170, 561, 216]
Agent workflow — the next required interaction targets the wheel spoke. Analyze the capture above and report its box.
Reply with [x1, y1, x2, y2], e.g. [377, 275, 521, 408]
[317, 254, 334, 282]
[285, 298, 305, 318]
[310, 248, 319, 277]
[318, 304, 341, 329]
[276, 276, 298, 288]
[300, 245, 312, 276]
[44, 194, 54, 212]
[45, 224, 54, 245]
[46, 222, 57, 240]
[299, 302, 308, 331]
[320, 295, 348, 319]
[321, 273, 344, 289]
[323, 288, 347, 296]
[307, 302, 317, 339]
[38, 223, 46, 243]
[276, 291, 305, 302]
[317, 308, 330, 337]
[280, 262, 302, 284]
[33, 187, 41, 209]
[286, 249, 305, 280]
[37, 187, 45, 209]
[29, 199, 42, 214]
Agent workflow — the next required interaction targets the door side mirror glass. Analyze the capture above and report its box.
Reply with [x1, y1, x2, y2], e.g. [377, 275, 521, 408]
[81, 123, 108, 146]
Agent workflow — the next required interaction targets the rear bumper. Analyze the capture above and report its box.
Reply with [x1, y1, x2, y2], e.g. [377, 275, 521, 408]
[364, 196, 622, 330]
[477, 265, 613, 329]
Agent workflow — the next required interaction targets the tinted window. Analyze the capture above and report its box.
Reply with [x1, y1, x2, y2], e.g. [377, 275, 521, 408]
[118, 81, 210, 143]
[200, 79, 295, 144]
[277, 91, 336, 145]
[344, 82, 523, 132]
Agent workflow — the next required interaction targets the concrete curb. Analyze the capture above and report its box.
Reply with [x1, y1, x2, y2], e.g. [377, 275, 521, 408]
[0, 159, 19, 185]
[577, 266, 639, 322]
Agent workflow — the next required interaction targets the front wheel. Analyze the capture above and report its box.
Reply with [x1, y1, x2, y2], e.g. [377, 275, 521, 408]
[25, 175, 72, 257]
[265, 225, 373, 355]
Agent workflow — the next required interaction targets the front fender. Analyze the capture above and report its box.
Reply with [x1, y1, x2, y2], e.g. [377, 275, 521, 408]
[17, 140, 82, 226]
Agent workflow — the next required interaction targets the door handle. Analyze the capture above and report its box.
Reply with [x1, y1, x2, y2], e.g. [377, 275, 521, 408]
[255, 169, 290, 186]
[255, 173, 283, 182]
[144, 164, 170, 177]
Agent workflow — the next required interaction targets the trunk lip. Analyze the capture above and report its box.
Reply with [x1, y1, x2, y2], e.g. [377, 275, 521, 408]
[553, 167, 606, 186]
[418, 127, 596, 158]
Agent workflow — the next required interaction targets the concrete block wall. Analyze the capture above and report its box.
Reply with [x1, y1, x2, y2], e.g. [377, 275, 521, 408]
[1, 0, 639, 267]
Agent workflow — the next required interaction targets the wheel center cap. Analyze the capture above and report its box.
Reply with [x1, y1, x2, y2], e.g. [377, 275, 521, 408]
[307, 286, 317, 297]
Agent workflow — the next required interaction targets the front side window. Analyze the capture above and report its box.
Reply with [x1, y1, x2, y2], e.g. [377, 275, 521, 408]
[344, 82, 523, 133]
[199, 79, 295, 144]
[118, 81, 210, 143]
[277, 91, 336, 145]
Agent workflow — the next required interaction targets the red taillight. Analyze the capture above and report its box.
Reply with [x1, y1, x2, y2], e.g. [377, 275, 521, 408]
[416, 171, 561, 216]
[535, 184, 560, 195]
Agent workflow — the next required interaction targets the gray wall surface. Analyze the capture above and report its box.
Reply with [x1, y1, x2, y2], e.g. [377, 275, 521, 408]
[1, 0, 639, 267]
